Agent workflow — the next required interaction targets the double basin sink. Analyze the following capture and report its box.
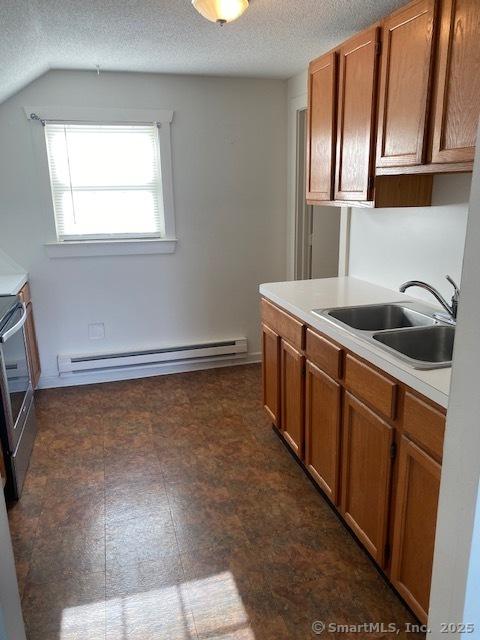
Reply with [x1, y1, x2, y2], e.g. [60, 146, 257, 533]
[313, 303, 455, 369]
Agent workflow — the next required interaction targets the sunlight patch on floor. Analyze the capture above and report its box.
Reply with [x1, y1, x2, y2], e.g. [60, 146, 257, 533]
[60, 571, 255, 640]
[58, 598, 105, 640]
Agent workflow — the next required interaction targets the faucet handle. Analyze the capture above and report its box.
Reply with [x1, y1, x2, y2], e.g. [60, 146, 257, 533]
[446, 275, 460, 297]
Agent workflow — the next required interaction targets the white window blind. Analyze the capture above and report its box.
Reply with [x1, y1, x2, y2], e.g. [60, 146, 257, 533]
[44, 123, 165, 241]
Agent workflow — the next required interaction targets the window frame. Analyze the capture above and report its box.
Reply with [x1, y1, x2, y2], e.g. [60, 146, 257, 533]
[25, 106, 177, 256]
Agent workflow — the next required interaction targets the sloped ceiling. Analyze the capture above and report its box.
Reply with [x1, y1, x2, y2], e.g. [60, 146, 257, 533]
[0, 0, 405, 103]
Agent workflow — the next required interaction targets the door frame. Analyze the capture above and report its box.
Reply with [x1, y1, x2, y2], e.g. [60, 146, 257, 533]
[287, 90, 309, 280]
[294, 108, 313, 280]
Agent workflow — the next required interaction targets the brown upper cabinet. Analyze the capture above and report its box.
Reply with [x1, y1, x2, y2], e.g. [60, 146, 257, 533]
[306, 52, 337, 202]
[306, 23, 433, 207]
[335, 27, 380, 202]
[376, 0, 437, 168]
[430, 0, 480, 166]
[306, 0, 479, 204]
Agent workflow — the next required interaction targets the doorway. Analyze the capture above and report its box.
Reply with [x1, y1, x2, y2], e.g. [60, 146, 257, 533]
[294, 109, 340, 280]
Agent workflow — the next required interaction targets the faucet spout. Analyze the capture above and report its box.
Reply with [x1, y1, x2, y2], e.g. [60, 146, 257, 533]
[399, 276, 459, 324]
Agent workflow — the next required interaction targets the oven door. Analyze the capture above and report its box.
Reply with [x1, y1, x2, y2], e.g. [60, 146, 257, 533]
[0, 303, 33, 453]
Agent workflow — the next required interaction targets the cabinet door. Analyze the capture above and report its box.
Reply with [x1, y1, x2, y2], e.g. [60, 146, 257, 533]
[280, 339, 305, 458]
[335, 27, 380, 202]
[431, 0, 480, 164]
[341, 392, 394, 566]
[390, 436, 441, 624]
[376, 0, 437, 168]
[24, 303, 41, 389]
[261, 323, 280, 426]
[305, 361, 341, 504]
[306, 52, 337, 202]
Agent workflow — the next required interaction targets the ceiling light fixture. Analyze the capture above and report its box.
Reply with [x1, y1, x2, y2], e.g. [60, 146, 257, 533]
[192, 0, 249, 25]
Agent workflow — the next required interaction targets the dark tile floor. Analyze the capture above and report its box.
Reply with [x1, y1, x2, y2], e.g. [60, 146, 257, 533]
[7, 364, 424, 639]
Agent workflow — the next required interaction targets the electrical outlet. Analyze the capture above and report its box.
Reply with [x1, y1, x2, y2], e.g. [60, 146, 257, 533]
[88, 323, 105, 340]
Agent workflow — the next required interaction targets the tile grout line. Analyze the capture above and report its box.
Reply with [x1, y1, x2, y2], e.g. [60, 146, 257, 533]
[150, 404, 201, 639]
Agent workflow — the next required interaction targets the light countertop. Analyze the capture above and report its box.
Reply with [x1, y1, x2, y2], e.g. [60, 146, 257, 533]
[259, 276, 451, 408]
[0, 273, 28, 297]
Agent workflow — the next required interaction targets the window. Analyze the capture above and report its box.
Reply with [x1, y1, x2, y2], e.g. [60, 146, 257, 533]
[44, 123, 166, 241]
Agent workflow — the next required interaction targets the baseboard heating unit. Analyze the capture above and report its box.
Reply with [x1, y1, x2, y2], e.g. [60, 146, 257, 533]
[58, 338, 248, 376]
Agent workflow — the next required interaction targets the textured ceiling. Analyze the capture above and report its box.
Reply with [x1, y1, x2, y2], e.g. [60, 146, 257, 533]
[0, 0, 406, 103]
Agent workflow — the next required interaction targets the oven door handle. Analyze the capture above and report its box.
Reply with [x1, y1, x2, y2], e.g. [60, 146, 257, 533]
[0, 303, 28, 343]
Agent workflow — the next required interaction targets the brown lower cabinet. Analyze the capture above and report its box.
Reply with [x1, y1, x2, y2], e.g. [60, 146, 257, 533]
[261, 323, 280, 425]
[18, 283, 41, 389]
[341, 392, 394, 566]
[261, 297, 445, 624]
[24, 302, 41, 389]
[280, 339, 305, 457]
[390, 436, 441, 622]
[305, 361, 341, 504]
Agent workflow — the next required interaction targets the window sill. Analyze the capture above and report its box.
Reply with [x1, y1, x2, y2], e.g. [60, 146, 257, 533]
[45, 238, 177, 258]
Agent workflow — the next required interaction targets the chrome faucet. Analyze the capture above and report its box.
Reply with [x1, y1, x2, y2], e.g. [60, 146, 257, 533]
[399, 275, 459, 325]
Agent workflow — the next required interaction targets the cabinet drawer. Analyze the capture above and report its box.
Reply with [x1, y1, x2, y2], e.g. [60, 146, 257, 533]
[403, 392, 445, 460]
[306, 329, 342, 380]
[18, 282, 31, 305]
[344, 354, 397, 419]
[261, 299, 304, 350]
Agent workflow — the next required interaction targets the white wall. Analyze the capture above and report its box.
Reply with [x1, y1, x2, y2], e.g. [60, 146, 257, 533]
[287, 70, 308, 103]
[348, 173, 471, 302]
[0, 70, 287, 385]
[428, 142, 480, 638]
[0, 494, 26, 640]
[311, 206, 340, 278]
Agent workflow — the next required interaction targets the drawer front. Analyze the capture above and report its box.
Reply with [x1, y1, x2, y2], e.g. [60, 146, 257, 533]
[306, 328, 342, 380]
[261, 298, 304, 350]
[18, 282, 31, 305]
[344, 354, 397, 419]
[403, 392, 445, 461]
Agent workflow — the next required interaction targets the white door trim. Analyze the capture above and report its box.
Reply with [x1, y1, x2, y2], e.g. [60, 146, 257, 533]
[287, 93, 308, 280]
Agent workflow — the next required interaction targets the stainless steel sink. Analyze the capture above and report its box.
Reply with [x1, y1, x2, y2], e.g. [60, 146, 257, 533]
[312, 302, 455, 369]
[325, 304, 436, 331]
[373, 326, 455, 367]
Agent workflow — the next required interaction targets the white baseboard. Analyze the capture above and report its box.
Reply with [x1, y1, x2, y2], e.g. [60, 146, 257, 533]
[37, 352, 261, 389]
